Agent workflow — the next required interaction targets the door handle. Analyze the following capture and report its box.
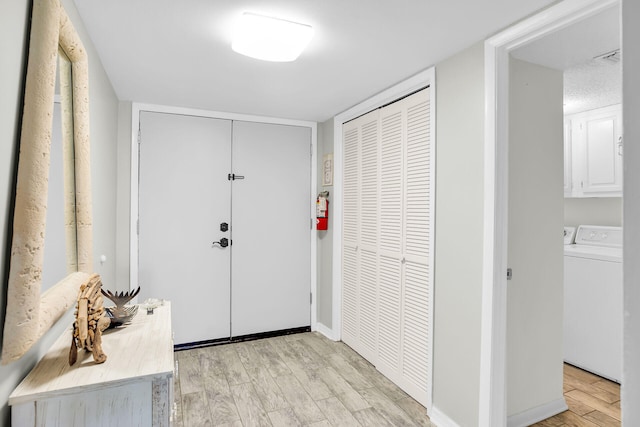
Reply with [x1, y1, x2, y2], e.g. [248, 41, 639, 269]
[618, 136, 623, 156]
[212, 237, 229, 248]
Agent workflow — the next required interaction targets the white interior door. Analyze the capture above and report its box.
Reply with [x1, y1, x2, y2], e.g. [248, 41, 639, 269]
[138, 111, 232, 345]
[231, 121, 311, 337]
[506, 58, 564, 416]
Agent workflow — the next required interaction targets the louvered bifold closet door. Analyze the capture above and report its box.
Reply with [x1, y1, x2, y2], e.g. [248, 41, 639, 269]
[341, 87, 432, 408]
[375, 88, 432, 406]
[400, 88, 431, 405]
[342, 110, 380, 362]
[377, 102, 404, 376]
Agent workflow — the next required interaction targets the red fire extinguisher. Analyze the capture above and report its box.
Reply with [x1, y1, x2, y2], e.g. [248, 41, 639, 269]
[316, 191, 329, 231]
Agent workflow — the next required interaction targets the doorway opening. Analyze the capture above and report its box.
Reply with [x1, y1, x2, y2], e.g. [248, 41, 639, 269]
[480, 0, 622, 425]
[511, 6, 622, 425]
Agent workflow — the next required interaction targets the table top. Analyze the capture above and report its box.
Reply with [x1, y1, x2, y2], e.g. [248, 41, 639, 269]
[10, 302, 173, 405]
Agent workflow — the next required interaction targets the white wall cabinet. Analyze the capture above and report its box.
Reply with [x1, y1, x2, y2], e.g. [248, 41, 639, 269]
[341, 88, 433, 407]
[565, 104, 623, 198]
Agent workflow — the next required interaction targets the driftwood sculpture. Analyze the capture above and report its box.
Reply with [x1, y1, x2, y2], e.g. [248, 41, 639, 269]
[69, 274, 110, 365]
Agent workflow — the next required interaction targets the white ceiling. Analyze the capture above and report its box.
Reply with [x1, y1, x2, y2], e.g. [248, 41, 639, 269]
[511, 4, 621, 115]
[73, 0, 556, 122]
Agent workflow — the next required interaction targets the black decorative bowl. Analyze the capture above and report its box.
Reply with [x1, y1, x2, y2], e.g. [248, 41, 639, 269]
[105, 305, 139, 328]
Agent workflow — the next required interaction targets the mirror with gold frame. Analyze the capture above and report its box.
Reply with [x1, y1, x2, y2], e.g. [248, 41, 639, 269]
[1, 0, 93, 364]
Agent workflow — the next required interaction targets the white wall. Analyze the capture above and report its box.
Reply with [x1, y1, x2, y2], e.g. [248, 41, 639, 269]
[564, 197, 622, 227]
[622, 0, 640, 424]
[0, 0, 119, 424]
[317, 118, 334, 329]
[432, 42, 485, 427]
[116, 101, 132, 292]
[0, 2, 39, 424]
[507, 58, 564, 420]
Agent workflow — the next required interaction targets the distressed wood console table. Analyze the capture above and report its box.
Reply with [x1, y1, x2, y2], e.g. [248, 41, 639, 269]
[10, 302, 173, 426]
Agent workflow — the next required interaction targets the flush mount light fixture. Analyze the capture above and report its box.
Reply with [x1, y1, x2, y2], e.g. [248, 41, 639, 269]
[232, 12, 313, 62]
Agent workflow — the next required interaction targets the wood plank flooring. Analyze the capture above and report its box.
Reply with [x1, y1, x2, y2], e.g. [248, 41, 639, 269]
[532, 364, 621, 427]
[173, 332, 431, 426]
[174, 332, 620, 426]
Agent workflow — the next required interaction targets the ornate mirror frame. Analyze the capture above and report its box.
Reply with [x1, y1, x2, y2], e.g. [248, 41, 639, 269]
[1, 0, 93, 364]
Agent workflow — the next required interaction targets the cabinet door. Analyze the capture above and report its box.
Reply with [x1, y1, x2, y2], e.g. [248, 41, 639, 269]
[563, 119, 573, 197]
[581, 105, 623, 196]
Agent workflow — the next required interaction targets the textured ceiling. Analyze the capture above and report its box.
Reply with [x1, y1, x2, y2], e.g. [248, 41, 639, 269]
[511, 4, 621, 115]
[563, 60, 621, 115]
[73, 0, 556, 122]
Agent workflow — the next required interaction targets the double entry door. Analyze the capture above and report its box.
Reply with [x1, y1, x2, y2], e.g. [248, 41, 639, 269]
[138, 111, 311, 346]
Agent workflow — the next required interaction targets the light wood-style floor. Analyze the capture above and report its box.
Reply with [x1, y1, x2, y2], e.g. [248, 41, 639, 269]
[533, 364, 620, 427]
[173, 332, 431, 426]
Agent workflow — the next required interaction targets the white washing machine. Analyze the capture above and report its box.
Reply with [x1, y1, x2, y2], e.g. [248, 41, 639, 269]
[564, 225, 622, 383]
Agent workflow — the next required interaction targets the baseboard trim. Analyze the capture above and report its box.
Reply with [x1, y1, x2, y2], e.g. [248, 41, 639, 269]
[174, 326, 311, 351]
[507, 397, 568, 427]
[429, 405, 462, 427]
[314, 322, 338, 341]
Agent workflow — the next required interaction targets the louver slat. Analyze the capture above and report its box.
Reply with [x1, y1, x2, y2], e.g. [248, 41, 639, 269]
[360, 119, 378, 248]
[343, 127, 359, 244]
[378, 255, 401, 370]
[380, 112, 403, 254]
[405, 99, 431, 260]
[403, 261, 430, 388]
[360, 249, 378, 354]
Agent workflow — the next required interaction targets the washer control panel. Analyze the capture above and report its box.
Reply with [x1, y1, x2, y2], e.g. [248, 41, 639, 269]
[574, 225, 622, 248]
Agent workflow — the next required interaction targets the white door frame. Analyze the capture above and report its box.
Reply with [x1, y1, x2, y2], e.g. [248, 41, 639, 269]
[479, 0, 619, 425]
[130, 103, 318, 331]
[331, 67, 436, 410]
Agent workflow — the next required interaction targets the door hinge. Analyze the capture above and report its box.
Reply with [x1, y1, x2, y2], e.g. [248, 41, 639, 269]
[507, 268, 513, 280]
[310, 292, 313, 304]
[136, 219, 139, 236]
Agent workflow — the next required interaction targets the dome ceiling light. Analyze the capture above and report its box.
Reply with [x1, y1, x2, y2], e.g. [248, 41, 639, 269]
[232, 12, 314, 62]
